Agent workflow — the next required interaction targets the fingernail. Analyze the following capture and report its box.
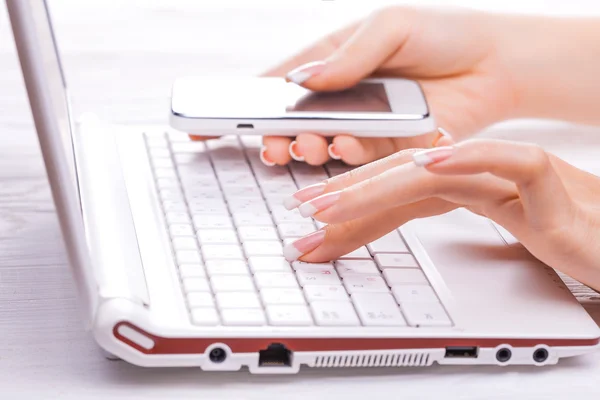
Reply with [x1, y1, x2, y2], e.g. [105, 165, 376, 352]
[283, 230, 326, 261]
[260, 145, 276, 167]
[298, 190, 341, 217]
[286, 61, 326, 85]
[289, 141, 305, 162]
[412, 146, 454, 166]
[431, 127, 453, 147]
[327, 143, 342, 160]
[283, 182, 326, 210]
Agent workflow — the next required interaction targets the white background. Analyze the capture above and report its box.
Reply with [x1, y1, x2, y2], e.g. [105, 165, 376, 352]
[1, 1, 600, 399]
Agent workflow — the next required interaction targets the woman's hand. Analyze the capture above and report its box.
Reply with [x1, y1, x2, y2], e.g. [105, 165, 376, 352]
[282, 130, 600, 292]
[255, 6, 520, 166]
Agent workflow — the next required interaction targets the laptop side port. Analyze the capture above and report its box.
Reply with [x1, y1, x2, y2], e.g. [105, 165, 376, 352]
[444, 346, 479, 358]
[258, 343, 292, 367]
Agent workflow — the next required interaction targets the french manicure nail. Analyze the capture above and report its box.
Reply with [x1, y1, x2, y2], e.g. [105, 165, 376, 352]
[298, 190, 341, 218]
[260, 145, 276, 167]
[412, 146, 454, 166]
[327, 143, 342, 160]
[283, 230, 326, 261]
[286, 61, 326, 85]
[283, 182, 326, 210]
[431, 127, 453, 147]
[289, 141, 305, 162]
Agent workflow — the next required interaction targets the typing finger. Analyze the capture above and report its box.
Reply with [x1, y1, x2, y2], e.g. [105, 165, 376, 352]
[298, 162, 516, 224]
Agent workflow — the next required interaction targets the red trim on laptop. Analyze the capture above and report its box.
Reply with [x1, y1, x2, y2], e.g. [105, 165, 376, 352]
[113, 322, 600, 355]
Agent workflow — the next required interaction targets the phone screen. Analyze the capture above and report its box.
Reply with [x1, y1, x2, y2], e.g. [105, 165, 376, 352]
[288, 83, 392, 113]
[171, 77, 427, 120]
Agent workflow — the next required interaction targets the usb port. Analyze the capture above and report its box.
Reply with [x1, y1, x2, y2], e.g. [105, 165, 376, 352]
[444, 346, 479, 358]
[236, 123, 254, 129]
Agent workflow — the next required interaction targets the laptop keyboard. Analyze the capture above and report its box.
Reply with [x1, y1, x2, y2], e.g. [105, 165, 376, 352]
[144, 132, 452, 328]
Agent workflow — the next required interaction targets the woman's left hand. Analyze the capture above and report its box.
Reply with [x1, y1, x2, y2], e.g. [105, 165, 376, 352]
[282, 130, 600, 292]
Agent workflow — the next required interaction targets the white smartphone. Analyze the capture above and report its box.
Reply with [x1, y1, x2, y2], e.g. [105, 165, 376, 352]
[169, 76, 435, 137]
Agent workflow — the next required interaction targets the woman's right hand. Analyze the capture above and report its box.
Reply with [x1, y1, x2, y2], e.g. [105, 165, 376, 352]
[257, 6, 521, 166]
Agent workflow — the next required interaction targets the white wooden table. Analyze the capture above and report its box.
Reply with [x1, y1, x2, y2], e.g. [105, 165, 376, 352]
[2, 1, 600, 398]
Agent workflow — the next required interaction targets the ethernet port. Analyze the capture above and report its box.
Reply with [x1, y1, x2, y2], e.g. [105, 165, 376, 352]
[258, 343, 292, 367]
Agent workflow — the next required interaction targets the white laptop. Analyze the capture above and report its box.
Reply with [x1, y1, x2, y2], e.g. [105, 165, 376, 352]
[7, 0, 600, 373]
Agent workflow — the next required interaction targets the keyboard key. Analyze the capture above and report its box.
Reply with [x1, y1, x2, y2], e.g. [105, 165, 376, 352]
[343, 275, 389, 294]
[392, 285, 439, 303]
[335, 260, 379, 277]
[202, 245, 244, 260]
[266, 305, 313, 326]
[176, 250, 202, 264]
[159, 188, 184, 201]
[182, 277, 210, 293]
[190, 308, 220, 326]
[187, 292, 214, 308]
[375, 253, 419, 269]
[367, 231, 409, 254]
[156, 178, 179, 188]
[161, 199, 187, 212]
[260, 182, 298, 196]
[197, 229, 238, 245]
[304, 285, 349, 302]
[233, 212, 274, 227]
[222, 186, 262, 198]
[210, 275, 255, 292]
[216, 292, 261, 309]
[205, 259, 249, 276]
[179, 264, 206, 278]
[187, 202, 228, 214]
[351, 292, 407, 326]
[154, 168, 178, 179]
[169, 224, 195, 237]
[402, 302, 452, 327]
[221, 309, 266, 326]
[248, 257, 292, 273]
[310, 301, 360, 326]
[149, 147, 171, 158]
[193, 215, 233, 230]
[152, 158, 175, 169]
[296, 269, 341, 286]
[292, 261, 334, 271]
[383, 269, 428, 285]
[272, 209, 306, 224]
[254, 272, 299, 289]
[172, 237, 198, 251]
[227, 202, 269, 214]
[260, 288, 306, 305]
[277, 222, 316, 238]
[238, 226, 279, 241]
[243, 241, 283, 257]
[338, 246, 371, 259]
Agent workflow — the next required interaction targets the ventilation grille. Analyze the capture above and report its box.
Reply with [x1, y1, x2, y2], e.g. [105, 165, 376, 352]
[312, 352, 431, 368]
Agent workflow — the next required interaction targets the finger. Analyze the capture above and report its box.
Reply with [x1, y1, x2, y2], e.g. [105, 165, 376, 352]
[283, 198, 455, 262]
[331, 136, 400, 166]
[189, 135, 220, 141]
[291, 133, 330, 165]
[419, 139, 573, 228]
[299, 162, 516, 224]
[286, 9, 411, 91]
[282, 148, 420, 210]
[261, 137, 292, 166]
[262, 22, 360, 77]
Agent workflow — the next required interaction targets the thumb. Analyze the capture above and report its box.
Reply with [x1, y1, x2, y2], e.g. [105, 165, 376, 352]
[286, 9, 411, 91]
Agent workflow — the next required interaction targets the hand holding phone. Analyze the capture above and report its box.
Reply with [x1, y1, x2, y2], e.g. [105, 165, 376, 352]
[169, 76, 435, 137]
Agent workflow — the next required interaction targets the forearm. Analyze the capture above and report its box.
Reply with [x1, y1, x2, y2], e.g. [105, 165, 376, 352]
[494, 14, 600, 125]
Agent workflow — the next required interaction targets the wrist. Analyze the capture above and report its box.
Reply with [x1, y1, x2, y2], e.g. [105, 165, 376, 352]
[492, 14, 600, 124]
